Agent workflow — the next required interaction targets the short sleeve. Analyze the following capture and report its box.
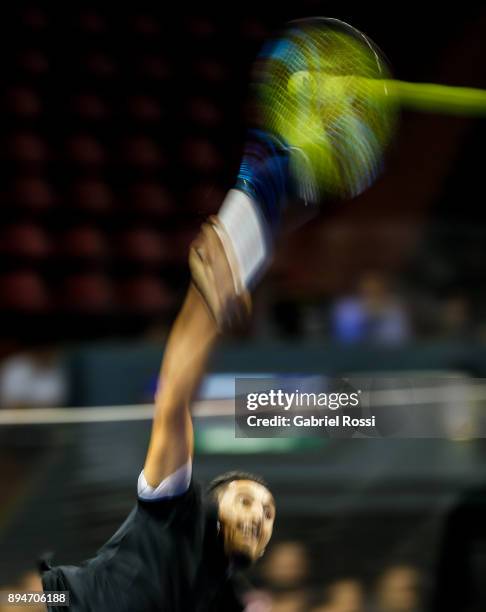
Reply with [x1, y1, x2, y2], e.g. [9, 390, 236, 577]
[137, 459, 192, 501]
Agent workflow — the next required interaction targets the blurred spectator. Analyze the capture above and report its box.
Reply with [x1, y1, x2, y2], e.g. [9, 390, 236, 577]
[270, 590, 309, 612]
[260, 541, 309, 590]
[438, 294, 473, 339]
[243, 589, 272, 612]
[243, 589, 308, 612]
[331, 272, 411, 345]
[0, 570, 43, 612]
[0, 347, 67, 409]
[371, 565, 422, 612]
[18, 570, 42, 592]
[312, 579, 364, 612]
[244, 542, 310, 612]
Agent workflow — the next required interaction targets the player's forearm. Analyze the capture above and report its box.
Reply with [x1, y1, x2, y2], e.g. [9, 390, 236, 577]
[153, 283, 218, 421]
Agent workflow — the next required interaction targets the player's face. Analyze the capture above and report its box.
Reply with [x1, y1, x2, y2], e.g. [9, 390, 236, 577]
[217, 480, 275, 564]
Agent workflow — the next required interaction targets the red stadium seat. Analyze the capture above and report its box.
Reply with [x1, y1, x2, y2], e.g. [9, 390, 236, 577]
[0, 271, 50, 311]
[85, 52, 116, 77]
[118, 276, 175, 312]
[130, 182, 173, 216]
[62, 273, 113, 312]
[139, 55, 170, 80]
[194, 58, 228, 83]
[187, 97, 222, 128]
[0, 224, 51, 259]
[72, 93, 107, 120]
[118, 228, 167, 266]
[122, 137, 165, 169]
[5, 87, 42, 118]
[127, 95, 162, 122]
[12, 177, 55, 211]
[9, 133, 48, 164]
[70, 179, 114, 213]
[61, 226, 108, 260]
[67, 134, 106, 166]
[18, 50, 49, 75]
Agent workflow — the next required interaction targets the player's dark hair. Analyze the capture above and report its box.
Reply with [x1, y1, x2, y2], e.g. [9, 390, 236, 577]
[206, 471, 269, 500]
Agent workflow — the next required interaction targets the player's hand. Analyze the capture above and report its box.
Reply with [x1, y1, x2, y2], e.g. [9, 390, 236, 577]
[189, 216, 251, 332]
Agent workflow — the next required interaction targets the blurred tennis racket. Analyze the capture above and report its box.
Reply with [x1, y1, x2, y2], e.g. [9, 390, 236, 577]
[251, 17, 397, 202]
[251, 17, 486, 203]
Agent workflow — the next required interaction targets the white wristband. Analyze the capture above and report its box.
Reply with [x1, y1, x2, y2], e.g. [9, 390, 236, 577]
[217, 189, 270, 289]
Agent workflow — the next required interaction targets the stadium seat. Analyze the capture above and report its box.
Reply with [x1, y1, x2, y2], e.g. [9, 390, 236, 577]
[187, 97, 222, 128]
[85, 52, 116, 77]
[12, 177, 55, 212]
[72, 93, 107, 120]
[0, 224, 51, 259]
[194, 58, 227, 83]
[0, 271, 50, 311]
[70, 179, 114, 214]
[139, 55, 170, 80]
[117, 228, 167, 266]
[18, 50, 49, 76]
[122, 136, 165, 169]
[67, 134, 106, 167]
[130, 182, 173, 217]
[5, 87, 41, 118]
[61, 226, 108, 260]
[127, 95, 162, 123]
[118, 276, 175, 312]
[9, 133, 48, 165]
[62, 273, 113, 312]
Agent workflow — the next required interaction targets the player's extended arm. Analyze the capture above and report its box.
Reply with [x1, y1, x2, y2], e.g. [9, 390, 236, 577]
[143, 126, 292, 488]
[143, 283, 219, 487]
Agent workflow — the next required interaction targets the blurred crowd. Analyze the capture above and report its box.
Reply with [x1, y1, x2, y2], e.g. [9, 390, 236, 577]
[0, 267, 478, 410]
[0, 542, 424, 612]
[258, 269, 475, 344]
[242, 540, 424, 612]
[0, 347, 67, 409]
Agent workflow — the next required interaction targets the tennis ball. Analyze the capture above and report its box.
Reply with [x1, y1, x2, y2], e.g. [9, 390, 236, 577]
[287, 71, 317, 99]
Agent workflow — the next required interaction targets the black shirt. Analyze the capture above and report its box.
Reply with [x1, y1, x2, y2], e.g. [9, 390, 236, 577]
[41, 482, 245, 612]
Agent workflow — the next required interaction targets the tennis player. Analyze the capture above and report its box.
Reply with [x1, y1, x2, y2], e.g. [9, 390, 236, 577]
[39, 131, 287, 611]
